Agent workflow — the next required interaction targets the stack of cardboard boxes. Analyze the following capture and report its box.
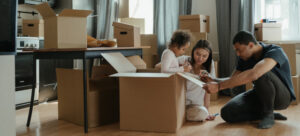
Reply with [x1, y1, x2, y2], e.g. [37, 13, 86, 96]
[246, 33, 300, 105]
[265, 42, 300, 105]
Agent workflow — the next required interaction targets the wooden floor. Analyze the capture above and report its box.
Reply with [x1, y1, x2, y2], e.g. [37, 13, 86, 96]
[16, 97, 300, 136]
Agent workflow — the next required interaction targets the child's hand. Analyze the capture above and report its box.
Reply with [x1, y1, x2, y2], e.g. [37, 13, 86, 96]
[184, 65, 192, 72]
[206, 114, 216, 121]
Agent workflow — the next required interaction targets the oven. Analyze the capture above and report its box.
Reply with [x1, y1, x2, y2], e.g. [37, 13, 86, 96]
[15, 37, 41, 108]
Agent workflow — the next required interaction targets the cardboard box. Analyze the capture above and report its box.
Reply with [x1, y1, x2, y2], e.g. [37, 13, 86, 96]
[56, 65, 119, 127]
[141, 34, 157, 55]
[113, 22, 141, 47]
[22, 19, 44, 37]
[211, 61, 218, 101]
[179, 15, 210, 33]
[101, 53, 204, 133]
[35, 3, 92, 49]
[126, 55, 147, 69]
[291, 75, 299, 105]
[264, 42, 298, 76]
[143, 54, 159, 68]
[119, 18, 145, 34]
[279, 44, 297, 76]
[185, 32, 208, 56]
[140, 34, 159, 68]
[255, 23, 282, 41]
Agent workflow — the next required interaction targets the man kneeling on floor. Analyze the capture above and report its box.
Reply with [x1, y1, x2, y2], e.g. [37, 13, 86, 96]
[201, 31, 296, 129]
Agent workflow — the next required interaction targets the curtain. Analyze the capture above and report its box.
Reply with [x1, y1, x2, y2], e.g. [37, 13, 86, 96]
[95, 0, 119, 39]
[153, 0, 192, 57]
[216, 0, 255, 96]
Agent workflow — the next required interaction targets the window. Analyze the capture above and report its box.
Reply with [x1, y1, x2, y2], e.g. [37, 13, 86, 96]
[255, 0, 300, 40]
[129, 0, 154, 34]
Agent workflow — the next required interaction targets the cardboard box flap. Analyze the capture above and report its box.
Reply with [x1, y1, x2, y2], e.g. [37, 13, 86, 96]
[110, 73, 173, 78]
[59, 9, 92, 17]
[113, 22, 135, 30]
[177, 72, 205, 87]
[126, 56, 146, 69]
[101, 53, 136, 73]
[35, 3, 56, 19]
[179, 14, 204, 20]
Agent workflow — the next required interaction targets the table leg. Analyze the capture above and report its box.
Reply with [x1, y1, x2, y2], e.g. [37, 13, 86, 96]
[26, 56, 36, 127]
[82, 58, 88, 133]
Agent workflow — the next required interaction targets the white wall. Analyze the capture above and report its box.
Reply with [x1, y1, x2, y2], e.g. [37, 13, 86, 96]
[0, 56, 16, 136]
[192, 0, 219, 55]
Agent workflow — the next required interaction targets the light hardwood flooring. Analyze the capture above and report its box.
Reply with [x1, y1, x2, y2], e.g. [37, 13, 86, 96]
[16, 97, 300, 136]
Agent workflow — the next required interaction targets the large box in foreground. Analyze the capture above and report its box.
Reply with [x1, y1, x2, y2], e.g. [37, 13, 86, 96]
[101, 53, 204, 133]
[35, 3, 91, 49]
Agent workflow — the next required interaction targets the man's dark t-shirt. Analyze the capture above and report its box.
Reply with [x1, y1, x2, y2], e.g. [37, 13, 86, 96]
[236, 42, 296, 100]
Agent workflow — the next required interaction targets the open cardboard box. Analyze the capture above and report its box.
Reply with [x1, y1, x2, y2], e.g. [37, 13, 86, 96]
[101, 53, 204, 133]
[35, 3, 92, 49]
[56, 65, 119, 128]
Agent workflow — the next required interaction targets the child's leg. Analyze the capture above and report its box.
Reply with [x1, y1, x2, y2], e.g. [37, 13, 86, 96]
[186, 105, 209, 121]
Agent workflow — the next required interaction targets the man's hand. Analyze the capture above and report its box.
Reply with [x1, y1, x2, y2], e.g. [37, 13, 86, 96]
[203, 82, 219, 94]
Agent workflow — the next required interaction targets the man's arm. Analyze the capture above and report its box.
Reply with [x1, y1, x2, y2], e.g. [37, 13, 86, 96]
[204, 58, 277, 94]
[213, 69, 241, 82]
[219, 58, 277, 90]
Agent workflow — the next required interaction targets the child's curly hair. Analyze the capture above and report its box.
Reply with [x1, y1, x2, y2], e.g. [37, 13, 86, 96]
[169, 30, 191, 48]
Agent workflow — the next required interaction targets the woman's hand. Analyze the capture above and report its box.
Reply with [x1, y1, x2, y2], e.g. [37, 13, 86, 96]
[199, 70, 209, 76]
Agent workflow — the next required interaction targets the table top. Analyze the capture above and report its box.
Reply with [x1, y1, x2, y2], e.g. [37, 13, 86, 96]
[32, 46, 149, 52]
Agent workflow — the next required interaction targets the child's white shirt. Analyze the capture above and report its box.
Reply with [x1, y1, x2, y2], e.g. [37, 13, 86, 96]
[160, 49, 184, 73]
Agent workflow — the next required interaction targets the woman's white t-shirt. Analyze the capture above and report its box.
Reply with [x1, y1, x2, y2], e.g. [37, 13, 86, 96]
[177, 56, 216, 106]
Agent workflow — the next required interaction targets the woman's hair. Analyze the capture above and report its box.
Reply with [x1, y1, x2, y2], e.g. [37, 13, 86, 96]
[190, 40, 213, 73]
[168, 30, 191, 49]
